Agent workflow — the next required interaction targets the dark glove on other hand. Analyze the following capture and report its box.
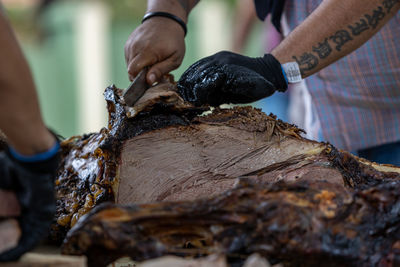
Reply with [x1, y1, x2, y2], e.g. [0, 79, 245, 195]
[0, 141, 60, 262]
[177, 51, 288, 106]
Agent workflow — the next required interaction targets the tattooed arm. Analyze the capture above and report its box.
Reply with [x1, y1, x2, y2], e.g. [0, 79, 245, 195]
[272, 0, 400, 77]
[125, 0, 199, 84]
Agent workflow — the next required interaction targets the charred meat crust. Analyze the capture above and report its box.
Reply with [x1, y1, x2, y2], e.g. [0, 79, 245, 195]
[62, 178, 400, 267]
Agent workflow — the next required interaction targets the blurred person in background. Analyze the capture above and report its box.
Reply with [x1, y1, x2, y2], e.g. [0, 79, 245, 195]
[0, 4, 60, 261]
[125, 0, 400, 166]
[232, 0, 290, 123]
[231, 0, 320, 140]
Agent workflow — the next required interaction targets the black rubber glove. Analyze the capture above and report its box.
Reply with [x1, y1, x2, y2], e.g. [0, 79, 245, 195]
[0, 142, 60, 262]
[177, 51, 288, 106]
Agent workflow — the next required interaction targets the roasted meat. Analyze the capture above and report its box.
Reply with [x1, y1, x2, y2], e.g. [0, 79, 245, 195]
[52, 81, 204, 242]
[51, 80, 307, 242]
[62, 177, 400, 266]
[53, 80, 400, 267]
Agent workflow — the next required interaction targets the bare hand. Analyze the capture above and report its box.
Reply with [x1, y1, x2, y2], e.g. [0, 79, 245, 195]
[124, 17, 186, 85]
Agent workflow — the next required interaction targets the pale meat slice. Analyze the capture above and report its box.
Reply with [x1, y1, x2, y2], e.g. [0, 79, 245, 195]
[0, 219, 21, 254]
[0, 189, 21, 254]
[124, 76, 193, 118]
[125, 83, 192, 118]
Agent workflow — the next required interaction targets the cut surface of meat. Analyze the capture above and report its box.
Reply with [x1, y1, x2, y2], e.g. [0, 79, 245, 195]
[117, 119, 321, 204]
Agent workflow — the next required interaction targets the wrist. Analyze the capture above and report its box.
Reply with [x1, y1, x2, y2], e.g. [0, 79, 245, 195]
[142, 12, 187, 37]
[280, 65, 288, 84]
[147, 0, 189, 23]
[261, 54, 288, 92]
[7, 128, 61, 170]
[7, 139, 60, 176]
[9, 139, 59, 163]
[281, 62, 302, 84]
[8, 127, 57, 156]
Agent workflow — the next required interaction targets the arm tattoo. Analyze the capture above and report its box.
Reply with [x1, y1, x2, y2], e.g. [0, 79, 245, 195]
[290, 0, 396, 73]
[329, 30, 353, 51]
[383, 0, 400, 13]
[348, 19, 370, 36]
[293, 53, 319, 74]
[365, 6, 386, 29]
[312, 38, 332, 59]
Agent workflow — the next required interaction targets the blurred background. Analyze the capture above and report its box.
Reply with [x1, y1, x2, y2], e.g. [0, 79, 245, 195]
[3, 0, 264, 138]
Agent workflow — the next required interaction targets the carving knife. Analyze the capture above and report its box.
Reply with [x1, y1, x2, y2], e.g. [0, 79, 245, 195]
[123, 68, 149, 106]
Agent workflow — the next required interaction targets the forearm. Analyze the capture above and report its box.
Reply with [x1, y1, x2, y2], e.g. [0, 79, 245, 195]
[231, 0, 257, 53]
[146, 0, 200, 22]
[0, 14, 54, 154]
[0, 16, 36, 99]
[272, 0, 400, 78]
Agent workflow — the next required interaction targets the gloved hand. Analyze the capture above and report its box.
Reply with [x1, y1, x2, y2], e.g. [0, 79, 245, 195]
[0, 142, 60, 262]
[177, 51, 288, 107]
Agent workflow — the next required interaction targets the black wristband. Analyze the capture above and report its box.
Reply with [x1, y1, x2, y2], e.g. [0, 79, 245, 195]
[142, 11, 187, 37]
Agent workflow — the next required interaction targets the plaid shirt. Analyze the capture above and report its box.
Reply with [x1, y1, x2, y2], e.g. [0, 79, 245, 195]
[285, 0, 400, 151]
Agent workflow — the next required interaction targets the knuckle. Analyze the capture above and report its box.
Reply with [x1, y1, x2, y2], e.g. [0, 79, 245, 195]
[170, 61, 180, 70]
[170, 56, 182, 69]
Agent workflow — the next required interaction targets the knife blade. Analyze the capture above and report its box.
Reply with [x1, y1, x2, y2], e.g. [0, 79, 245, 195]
[123, 68, 149, 106]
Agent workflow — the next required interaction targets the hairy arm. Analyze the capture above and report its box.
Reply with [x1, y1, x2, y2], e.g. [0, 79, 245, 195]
[272, 0, 400, 78]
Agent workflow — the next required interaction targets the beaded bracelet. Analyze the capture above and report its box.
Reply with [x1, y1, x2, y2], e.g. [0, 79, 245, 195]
[142, 11, 187, 37]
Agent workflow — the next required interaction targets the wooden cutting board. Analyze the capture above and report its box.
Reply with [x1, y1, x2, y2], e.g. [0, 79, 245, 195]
[0, 246, 86, 267]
